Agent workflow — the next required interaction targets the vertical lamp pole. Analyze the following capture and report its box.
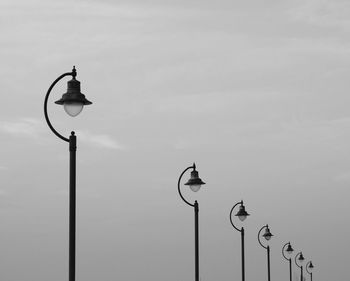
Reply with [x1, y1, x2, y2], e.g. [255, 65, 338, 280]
[229, 200, 250, 281]
[258, 225, 273, 281]
[295, 252, 305, 281]
[306, 261, 314, 281]
[282, 242, 294, 281]
[177, 163, 206, 281]
[44, 66, 92, 281]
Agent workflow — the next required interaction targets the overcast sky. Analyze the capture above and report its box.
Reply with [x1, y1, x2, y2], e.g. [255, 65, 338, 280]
[1, 0, 350, 281]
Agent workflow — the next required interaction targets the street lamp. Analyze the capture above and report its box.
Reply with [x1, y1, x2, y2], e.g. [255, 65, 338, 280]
[306, 261, 314, 281]
[258, 224, 273, 281]
[44, 66, 92, 281]
[229, 200, 250, 281]
[282, 242, 294, 281]
[177, 163, 206, 281]
[295, 252, 305, 281]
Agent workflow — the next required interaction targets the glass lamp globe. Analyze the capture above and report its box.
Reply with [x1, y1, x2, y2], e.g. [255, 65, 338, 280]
[64, 102, 84, 117]
[264, 234, 272, 241]
[189, 184, 201, 192]
[238, 215, 246, 221]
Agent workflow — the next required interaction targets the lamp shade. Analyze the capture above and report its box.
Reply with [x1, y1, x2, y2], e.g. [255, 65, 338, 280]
[262, 226, 273, 241]
[235, 204, 250, 221]
[55, 76, 92, 117]
[308, 262, 314, 272]
[184, 169, 205, 192]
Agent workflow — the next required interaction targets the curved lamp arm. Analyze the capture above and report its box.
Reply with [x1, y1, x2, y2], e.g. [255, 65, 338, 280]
[44, 69, 76, 143]
[258, 225, 268, 249]
[229, 200, 243, 232]
[282, 242, 290, 261]
[295, 252, 302, 268]
[178, 164, 196, 208]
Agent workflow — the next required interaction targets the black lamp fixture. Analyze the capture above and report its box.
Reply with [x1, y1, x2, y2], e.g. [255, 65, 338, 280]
[229, 200, 250, 281]
[262, 226, 273, 241]
[298, 252, 305, 263]
[306, 261, 314, 281]
[285, 243, 294, 255]
[177, 163, 206, 281]
[295, 252, 305, 281]
[44, 66, 92, 281]
[184, 164, 206, 192]
[54, 66, 92, 117]
[235, 202, 250, 222]
[282, 242, 294, 281]
[258, 224, 273, 281]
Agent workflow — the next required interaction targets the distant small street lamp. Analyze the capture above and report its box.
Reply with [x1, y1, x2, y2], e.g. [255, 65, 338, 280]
[306, 261, 314, 281]
[177, 163, 206, 281]
[295, 252, 305, 281]
[258, 225, 273, 281]
[229, 200, 250, 281]
[44, 66, 92, 281]
[282, 242, 294, 281]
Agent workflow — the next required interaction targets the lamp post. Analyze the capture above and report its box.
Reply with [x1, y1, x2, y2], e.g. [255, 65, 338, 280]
[295, 252, 305, 281]
[282, 242, 294, 281]
[229, 200, 249, 281]
[177, 163, 206, 281]
[44, 66, 92, 281]
[306, 261, 314, 281]
[258, 224, 273, 281]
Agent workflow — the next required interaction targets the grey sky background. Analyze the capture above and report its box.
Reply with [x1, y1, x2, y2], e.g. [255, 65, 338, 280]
[1, 0, 349, 280]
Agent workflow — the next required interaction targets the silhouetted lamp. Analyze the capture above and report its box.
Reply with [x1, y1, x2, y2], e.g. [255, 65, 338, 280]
[262, 226, 273, 241]
[282, 242, 294, 281]
[235, 204, 250, 221]
[184, 164, 206, 192]
[298, 253, 305, 264]
[285, 243, 294, 256]
[258, 224, 273, 281]
[295, 252, 305, 281]
[306, 261, 314, 281]
[44, 66, 92, 281]
[230, 200, 250, 281]
[54, 67, 92, 117]
[177, 163, 206, 281]
[308, 262, 314, 272]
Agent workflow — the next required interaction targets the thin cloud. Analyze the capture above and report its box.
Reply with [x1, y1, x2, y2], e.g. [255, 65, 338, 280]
[172, 138, 191, 150]
[0, 118, 123, 150]
[76, 130, 125, 150]
[334, 171, 350, 183]
[289, 0, 350, 28]
[0, 117, 44, 138]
